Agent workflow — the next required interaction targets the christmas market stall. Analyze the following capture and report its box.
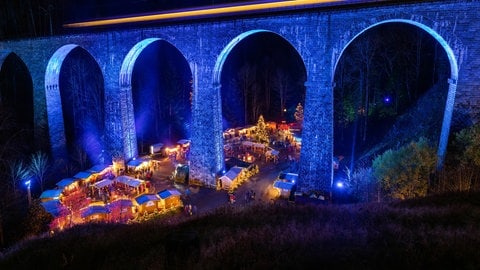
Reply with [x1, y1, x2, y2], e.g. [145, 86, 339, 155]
[56, 178, 79, 194]
[107, 199, 134, 222]
[113, 175, 147, 195]
[92, 179, 114, 189]
[133, 194, 161, 214]
[41, 199, 67, 218]
[87, 164, 113, 181]
[218, 166, 243, 191]
[241, 141, 266, 154]
[265, 148, 280, 163]
[273, 180, 296, 198]
[157, 188, 183, 210]
[91, 179, 114, 201]
[73, 170, 94, 186]
[277, 172, 299, 183]
[126, 157, 151, 173]
[41, 199, 71, 230]
[81, 202, 110, 222]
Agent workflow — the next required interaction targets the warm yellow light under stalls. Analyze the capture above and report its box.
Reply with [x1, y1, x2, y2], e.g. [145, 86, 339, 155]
[64, 0, 344, 28]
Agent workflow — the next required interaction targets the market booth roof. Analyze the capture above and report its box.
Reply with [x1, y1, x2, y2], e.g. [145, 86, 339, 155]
[92, 179, 114, 189]
[225, 157, 253, 170]
[177, 139, 190, 146]
[127, 157, 150, 167]
[74, 171, 93, 179]
[56, 178, 77, 189]
[108, 198, 133, 209]
[40, 189, 63, 200]
[41, 199, 66, 217]
[81, 205, 110, 218]
[225, 166, 243, 180]
[134, 194, 160, 205]
[88, 164, 111, 174]
[158, 188, 182, 199]
[273, 180, 295, 191]
[278, 172, 299, 183]
[127, 159, 143, 167]
[242, 141, 265, 148]
[114, 175, 144, 188]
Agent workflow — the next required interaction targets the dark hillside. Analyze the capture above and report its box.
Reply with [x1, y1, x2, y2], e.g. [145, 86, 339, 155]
[2, 192, 480, 269]
[356, 81, 447, 167]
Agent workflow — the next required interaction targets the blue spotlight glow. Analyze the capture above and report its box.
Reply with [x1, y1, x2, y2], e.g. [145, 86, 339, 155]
[383, 95, 392, 104]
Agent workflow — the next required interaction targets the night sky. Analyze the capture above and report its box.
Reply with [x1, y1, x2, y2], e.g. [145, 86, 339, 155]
[63, 0, 282, 23]
[0, 0, 285, 39]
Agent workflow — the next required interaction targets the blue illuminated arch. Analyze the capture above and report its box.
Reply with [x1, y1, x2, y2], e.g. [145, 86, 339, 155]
[119, 38, 162, 159]
[0, 51, 34, 140]
[120, 38, 162, 87]
[333, 19, 458, 80]
[45, 44, 81, 160]
[119, 38, 191, 159]
[0, 50, 13, 65]
[333, 19, 459, 167]
[46, 44, 105, 163]
[213, 29, 306, 86]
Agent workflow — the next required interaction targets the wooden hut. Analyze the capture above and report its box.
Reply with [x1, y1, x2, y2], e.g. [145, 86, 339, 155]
[73, 171, 94, 186]
[158, 189, 183, 210]
[273, 180, 295, 198]
[107, 199, 134, 222]
[56, 178, 79, 194]
[81, 203, 110, 222]
[114, 175, 147, 194]
[133, 194, 161, 214]
[218, 166, 244, 191]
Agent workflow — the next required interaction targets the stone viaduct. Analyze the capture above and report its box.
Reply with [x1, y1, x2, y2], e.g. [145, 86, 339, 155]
[0, 0, 478, 193]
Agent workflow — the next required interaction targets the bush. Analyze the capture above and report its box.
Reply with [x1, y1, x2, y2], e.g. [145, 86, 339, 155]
[373, 137, 437, 200]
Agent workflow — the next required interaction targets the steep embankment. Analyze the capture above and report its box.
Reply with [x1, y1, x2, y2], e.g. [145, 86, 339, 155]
[1, 192, 480, 269]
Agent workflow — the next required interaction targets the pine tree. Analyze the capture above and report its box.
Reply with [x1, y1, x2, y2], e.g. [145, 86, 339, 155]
[255, 115, 269, 145]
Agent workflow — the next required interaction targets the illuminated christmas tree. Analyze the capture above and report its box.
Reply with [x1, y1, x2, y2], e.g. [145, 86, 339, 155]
[294, 102, 304, 129]
[255, 115, 269, 145]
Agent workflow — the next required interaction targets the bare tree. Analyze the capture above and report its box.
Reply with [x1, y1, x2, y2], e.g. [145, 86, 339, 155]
[251, 83, 263, 123]
[236, 64, 257, 126]
[29, 151, 49, 192]
[7, 160, 31, 194]
[351, 35, 379, 142]
[71, 145, 88, 170]
[261, 56, 275, 116]
[274, 68, 290, 120]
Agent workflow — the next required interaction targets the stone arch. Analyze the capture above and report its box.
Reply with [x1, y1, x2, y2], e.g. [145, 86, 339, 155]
[202, 29, 306, 186]
[0, 51, 34, 153]
[45, 44, 105, 163]
[45, 44, 78, 160]
[0, 51, 33, 124]
[213, 29, 307, 129]
[119, 38, 192, 159]
[332, 19, 458, 167]
[213, 29, 307, 86]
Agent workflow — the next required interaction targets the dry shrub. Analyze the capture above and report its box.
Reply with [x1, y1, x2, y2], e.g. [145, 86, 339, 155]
[2, 193, 480, 269]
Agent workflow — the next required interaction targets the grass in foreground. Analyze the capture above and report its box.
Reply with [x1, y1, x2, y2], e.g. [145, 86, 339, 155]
[1, 192, 480, 269]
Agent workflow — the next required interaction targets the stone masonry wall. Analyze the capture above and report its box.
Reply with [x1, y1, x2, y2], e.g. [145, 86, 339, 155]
[1, 0, 479, 193]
